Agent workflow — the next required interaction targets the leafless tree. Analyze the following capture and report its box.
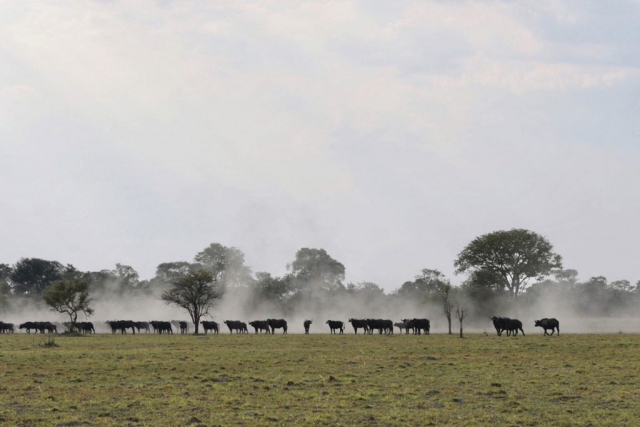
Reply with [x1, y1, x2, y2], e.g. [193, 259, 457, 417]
[456, 304, 466, 338]
[436, 283, 454, 334]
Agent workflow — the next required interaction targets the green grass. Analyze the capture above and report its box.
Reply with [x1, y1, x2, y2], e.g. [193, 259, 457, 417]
[0, 333, 639, 426]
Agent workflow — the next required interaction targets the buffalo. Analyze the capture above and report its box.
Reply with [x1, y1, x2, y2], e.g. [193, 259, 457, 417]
[19, 322, 38, 333]
[0, 322, 15, 333]
[106, 320, 137, 334]
[326, 320, 344, 334]
[303, 320, 312, 334]
[249, 320, 271, 334]
[348, 318, 370, 334]
[200, 320, 219, 334]
[134, 321, 151, 333]
[400, 319, 416, 334]
[535, 318, 559, 336]
[224, 320, 245, 334]
[267, 319, 288, 334]
[491, 317, 525, 337]
[394, 321, 408, 333]
[366, 319, 393, 335]
[149, 321, 172, 334]
[411, 318, 430, 335]
[76, 322, 95, 334]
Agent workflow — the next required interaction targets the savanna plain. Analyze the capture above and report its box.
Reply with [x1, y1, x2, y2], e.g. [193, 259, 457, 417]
[0, 332, 638, 426]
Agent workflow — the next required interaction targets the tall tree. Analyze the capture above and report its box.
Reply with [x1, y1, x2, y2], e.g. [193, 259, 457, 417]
[288, 248, 345, 292]
[194, 243, 253, 287]
[436, 282, 454, 335]
[253, 272, 291, 307]
[161, 270, 224, 334]
[10, 258, 71, 296]
[155, 262, 201, 285]
[43, 278, 94, 329]
[454, 229, 563, 298]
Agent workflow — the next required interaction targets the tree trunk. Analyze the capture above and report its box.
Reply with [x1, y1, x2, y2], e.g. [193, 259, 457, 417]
[447, 316, 452, 335]
[459, 324, 463, 338]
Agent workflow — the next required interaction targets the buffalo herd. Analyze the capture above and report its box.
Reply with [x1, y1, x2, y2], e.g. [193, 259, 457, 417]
[0, 316, 560, 336]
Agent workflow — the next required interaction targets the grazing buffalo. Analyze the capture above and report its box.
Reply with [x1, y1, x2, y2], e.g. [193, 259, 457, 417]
[19, 322, 38, 333]
[411, 318, 430, 335]
[348, 318, 369, 334]
[491, 317, 525, 337]
[200, 320, 219, 334]
[267, 319, 288, 334]
[224, 320, 245, 334]
[535, 318, 560, 336]
[0, 322, 15, 333]
[249, 320, 271, 334]
[326, 320, 344, 334]
[134, 321, 151, 333]
[303, 320, 312, 334]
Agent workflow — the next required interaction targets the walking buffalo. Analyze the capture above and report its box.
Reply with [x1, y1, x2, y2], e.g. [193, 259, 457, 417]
[326, 320, 344, 334]
[0, 322, 15, 333]
[267, 319, 287, 334]
[200, 320, 219, 334]
[491, 317, 525, 337]
[303, 320, 312, 334]
[535, 318, 559, 336]
[134, 321, 151, 333]
[249, 320, 271, 334]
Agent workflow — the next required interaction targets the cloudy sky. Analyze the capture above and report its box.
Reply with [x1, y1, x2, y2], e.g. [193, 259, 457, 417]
[1, 0, 639, 289]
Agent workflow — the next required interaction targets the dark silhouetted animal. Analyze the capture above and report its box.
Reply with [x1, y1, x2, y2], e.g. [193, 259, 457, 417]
[224, 320, 245, 334]
[76, 322, 95, 334]
[491, 317, 525, 337]
[0, 322, 15, 333]
[200, 320, 219, 334]
[249, 320, 271, 334]
[411, 318, 430, 335]
[267, 319, 287, 334]
[535, 318, 559, 336]
[304, 320, 312, 334]
[326, 320, 344, 334]
[134, 321, 151, 333]
[348, 318, 369, 334]
[366, 319, 393, 335]
[401, 319, 416, 334]
[149, 321, 172, 334]
[19, 322, 38, 333]
[106, 320, 137, 334]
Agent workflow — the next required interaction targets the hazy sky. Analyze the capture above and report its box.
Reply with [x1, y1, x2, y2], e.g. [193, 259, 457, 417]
[1, 1, 639, 289]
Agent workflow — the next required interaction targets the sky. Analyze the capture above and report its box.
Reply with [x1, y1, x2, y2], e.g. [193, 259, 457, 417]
[1, 0, 639, 289]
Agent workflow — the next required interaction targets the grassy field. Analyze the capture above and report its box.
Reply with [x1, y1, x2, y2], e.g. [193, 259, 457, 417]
[0, 332, 638, 426]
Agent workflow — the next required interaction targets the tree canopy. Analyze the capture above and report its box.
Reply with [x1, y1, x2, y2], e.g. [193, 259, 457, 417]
[10, 258, 72, 296]
[161, 270, 224, 334]
[43, 278, 94, 328]
[287, 248, 345, 293]
[454, 229, 562, 298]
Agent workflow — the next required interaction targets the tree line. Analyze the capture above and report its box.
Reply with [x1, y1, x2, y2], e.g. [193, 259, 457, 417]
[1, 229, 638, 333]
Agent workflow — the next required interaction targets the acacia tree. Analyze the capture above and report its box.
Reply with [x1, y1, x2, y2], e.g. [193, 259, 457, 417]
[454, 229, 563, 299]
[161, 270, 223, 334]
[43, 279, 94, 330]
